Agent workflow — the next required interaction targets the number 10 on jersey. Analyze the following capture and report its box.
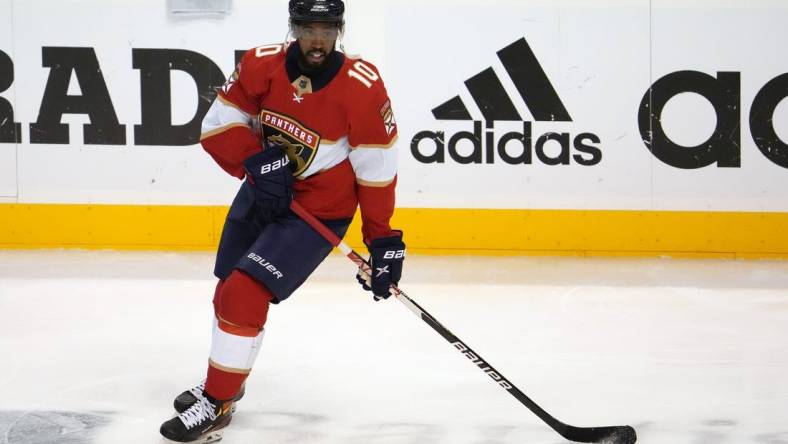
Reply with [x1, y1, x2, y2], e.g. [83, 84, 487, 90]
[348, 61, 378, 88]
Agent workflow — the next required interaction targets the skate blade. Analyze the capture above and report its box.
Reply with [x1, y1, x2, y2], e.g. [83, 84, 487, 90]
[161, 431, 222, 444]
[198, 431, 223, 444]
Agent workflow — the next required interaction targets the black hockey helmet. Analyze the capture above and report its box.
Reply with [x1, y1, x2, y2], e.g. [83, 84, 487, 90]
[289, 0, 345, 25]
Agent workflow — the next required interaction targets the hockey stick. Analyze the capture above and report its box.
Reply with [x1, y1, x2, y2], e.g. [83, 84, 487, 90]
[290, 201, 636, 444]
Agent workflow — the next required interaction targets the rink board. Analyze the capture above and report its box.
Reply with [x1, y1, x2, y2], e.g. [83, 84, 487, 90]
[1, 204, 787, 258]
[1, 0, 787, 255]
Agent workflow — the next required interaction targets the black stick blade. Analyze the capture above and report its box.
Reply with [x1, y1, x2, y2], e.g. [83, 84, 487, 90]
[561, 425, 637, 443]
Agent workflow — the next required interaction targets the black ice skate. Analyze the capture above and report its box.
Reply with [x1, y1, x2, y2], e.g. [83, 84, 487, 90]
[174, 380, 245, 413]
[160, 392, 234, 443]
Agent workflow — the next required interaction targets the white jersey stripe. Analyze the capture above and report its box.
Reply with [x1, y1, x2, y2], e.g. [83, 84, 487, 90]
[349, 144, 398, 183]
[201, 97, 254, 137]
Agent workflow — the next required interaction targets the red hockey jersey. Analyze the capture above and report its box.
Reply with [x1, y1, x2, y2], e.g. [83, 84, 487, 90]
[200, 41, 399, 242]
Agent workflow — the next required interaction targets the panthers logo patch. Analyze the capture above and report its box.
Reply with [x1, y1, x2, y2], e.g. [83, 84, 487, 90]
[258, 109, 321, 176]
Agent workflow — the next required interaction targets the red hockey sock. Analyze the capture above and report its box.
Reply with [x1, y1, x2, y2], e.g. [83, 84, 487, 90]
[204, 270, 273, 401]
[205, 363, 248, 401]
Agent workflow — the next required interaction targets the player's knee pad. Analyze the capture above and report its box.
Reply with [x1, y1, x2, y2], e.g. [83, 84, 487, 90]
[215, 269, 273, 332]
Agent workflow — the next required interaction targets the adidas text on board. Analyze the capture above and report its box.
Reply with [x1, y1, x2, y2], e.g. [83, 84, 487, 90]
[411, 121, 601, 166]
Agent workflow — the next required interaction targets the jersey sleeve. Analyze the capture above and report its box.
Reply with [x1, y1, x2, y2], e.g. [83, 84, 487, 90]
[346, 61, 400, 243]
[200, 48, 274, 179]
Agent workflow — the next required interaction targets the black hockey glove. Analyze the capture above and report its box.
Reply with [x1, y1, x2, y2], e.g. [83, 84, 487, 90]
[356, 232, 405, 301]
[242, 147, 294, 224]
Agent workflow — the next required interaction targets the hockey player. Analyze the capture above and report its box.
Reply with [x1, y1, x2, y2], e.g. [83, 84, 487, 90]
[159, 0, 404, 442]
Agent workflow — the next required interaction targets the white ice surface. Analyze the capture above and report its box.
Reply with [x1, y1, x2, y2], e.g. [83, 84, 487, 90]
[1, 251, 787, 444]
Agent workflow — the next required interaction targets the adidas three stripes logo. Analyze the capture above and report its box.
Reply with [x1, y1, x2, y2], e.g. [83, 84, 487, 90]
[432, 38, 572, 123]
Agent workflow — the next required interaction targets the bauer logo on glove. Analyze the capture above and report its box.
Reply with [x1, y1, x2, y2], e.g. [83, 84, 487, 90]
[383, 249, 405, 260]
[257, 154, 290, 175]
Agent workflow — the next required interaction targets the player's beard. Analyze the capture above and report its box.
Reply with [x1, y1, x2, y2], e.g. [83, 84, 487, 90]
[297, 43, 334, 75]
